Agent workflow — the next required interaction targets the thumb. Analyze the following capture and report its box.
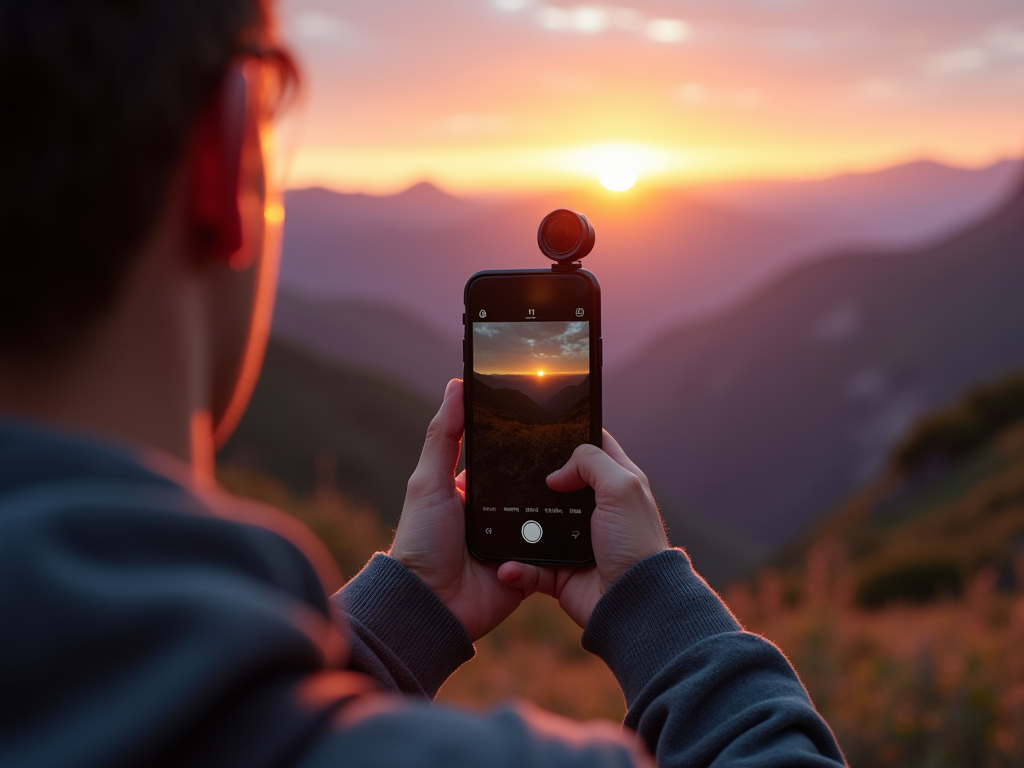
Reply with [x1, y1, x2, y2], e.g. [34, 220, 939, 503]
[546, 443, 625, 494]
[407, 379, 464, 498]
[497, 561, 563, 598]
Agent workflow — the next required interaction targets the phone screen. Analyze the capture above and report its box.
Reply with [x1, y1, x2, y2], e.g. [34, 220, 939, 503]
[464, 272, 600, 564]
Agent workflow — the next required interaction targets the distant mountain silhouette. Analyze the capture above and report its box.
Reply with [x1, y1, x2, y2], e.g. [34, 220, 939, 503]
[696, 159, 1023, 248]
[278, 159, 1021, 367]
[543, 376, 591, 419]
[473, 375, 553, 425]
[607, 176, 1024, 548]
[272, 290, 459, 400]
[284, 181, 474, 233]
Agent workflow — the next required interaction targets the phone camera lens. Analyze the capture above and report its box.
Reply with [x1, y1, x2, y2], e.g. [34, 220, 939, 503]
[538, 209, 595, 263]
[543, 212, 582, 254]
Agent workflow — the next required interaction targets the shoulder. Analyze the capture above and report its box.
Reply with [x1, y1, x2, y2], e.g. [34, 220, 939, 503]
[299, 699, 651, 768]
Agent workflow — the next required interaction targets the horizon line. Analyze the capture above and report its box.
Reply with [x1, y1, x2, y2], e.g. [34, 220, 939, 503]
[280, 154, 1024, 200]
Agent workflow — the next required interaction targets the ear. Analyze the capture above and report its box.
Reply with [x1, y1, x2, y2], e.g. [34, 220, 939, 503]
[188, 64, 249, 264]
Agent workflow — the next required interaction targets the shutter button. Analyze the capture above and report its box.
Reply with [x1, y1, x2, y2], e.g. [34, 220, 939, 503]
[521, 520, 543, 544]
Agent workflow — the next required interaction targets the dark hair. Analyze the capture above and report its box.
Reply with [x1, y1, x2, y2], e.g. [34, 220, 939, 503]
[0, 0, 295, 357]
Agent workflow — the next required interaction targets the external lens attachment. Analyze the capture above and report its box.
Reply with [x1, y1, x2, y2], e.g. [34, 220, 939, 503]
[538, 209, 595, 264]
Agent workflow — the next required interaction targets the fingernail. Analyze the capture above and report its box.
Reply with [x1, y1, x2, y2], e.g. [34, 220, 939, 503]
[444, 380, 455, 402]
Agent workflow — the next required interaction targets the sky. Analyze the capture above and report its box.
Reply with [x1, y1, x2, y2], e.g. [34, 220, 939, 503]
[274, 0, 1024, 194]
[474, 322, 590, 375]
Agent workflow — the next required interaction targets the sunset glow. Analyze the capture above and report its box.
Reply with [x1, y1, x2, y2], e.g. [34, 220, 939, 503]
[600, 163, 638, 192]
[537, 370, 545, 377]
[277, 1, 1024, 194]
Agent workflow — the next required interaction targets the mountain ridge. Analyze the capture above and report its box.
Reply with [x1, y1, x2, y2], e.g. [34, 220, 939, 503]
[279, 158, 1022, 368]
[606, 175, 1024, 548]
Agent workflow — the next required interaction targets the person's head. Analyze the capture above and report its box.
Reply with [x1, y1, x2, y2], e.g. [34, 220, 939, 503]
[0, 0, 296, 454]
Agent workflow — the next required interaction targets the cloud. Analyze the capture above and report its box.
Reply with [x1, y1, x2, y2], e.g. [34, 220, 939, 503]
[924, 24, 1024, 78]
[647, 19, 690, 43]
[537, 6, 609, 33]
[474, 321, 590, 372]
[290, 12, 351, 42]
[494, 0, 534, 10]
[927, 47, 989, 75]
[530, 4, 689, 43]
[988, 24, 1024, 58]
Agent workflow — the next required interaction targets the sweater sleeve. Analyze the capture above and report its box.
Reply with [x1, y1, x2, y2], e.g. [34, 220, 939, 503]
[331, 554, 475, 699]
[582, 549, 846, 767]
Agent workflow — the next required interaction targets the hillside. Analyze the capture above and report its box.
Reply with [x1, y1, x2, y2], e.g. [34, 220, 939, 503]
[774, 373, 1024, 607]
[473, 376, 554, 425]
[544, 376, 591, 419]
[607, 177, 1024, 547]
[218, 338, 437, 526]
[272, 290, 460, 400]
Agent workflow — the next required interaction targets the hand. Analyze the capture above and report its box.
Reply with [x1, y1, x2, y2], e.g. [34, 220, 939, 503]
[389, 379, 526, 641]
[496, 432, 670, 628]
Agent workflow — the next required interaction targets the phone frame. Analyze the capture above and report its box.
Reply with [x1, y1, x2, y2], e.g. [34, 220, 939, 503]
[463, 268, 602, 566]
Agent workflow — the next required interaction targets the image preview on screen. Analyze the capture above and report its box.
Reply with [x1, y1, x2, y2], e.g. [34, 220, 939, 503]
[470, 320, 592, 515]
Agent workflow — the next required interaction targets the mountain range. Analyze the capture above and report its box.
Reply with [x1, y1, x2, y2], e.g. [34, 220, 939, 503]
[606, 175, 1024, 547]
[278, 159, 1022, 371]
[473, 375, 555, 425]
[472, 374, 592, 423]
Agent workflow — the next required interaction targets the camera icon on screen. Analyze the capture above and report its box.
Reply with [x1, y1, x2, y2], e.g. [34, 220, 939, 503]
[479, 310, 487, 319]
[576, 308, 585, 317]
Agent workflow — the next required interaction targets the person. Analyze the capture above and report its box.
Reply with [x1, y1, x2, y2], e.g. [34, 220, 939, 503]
[0, 1, 846, 766]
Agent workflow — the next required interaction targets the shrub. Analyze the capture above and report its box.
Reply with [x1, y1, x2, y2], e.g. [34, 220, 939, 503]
[894, 374, 1024, 472]
[856, 560, 963, 608]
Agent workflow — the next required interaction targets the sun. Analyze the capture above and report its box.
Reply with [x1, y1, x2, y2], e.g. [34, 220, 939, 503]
[599, 162, 638, 192]
[537, 370, 545, 377]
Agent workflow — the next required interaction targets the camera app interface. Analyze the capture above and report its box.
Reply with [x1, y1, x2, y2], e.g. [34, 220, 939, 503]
[471, 320, 594, 530]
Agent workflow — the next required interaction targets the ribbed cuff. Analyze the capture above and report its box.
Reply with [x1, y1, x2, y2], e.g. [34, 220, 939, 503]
[581, 549, 741, 708]
[339, 554, 475, 698]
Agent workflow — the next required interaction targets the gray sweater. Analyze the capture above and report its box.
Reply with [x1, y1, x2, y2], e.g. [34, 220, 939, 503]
[0, 420, 845, 767]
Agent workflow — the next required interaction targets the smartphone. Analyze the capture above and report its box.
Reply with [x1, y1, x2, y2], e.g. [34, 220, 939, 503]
[463, 269, 602, 565]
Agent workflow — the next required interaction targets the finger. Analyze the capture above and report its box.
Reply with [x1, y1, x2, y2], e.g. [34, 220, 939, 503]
[601, 430, 651, 492]
[455, 470, 467, 495]
[547, 443, 632, 495]
[497, 561, 561, 598]
[407, 379, 464, 497]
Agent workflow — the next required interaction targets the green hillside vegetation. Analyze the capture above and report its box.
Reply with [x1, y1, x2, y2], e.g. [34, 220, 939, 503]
[777, 371, 1024, 608]
[894, 373, 1024, 471]
[218, 338, 437, 527]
